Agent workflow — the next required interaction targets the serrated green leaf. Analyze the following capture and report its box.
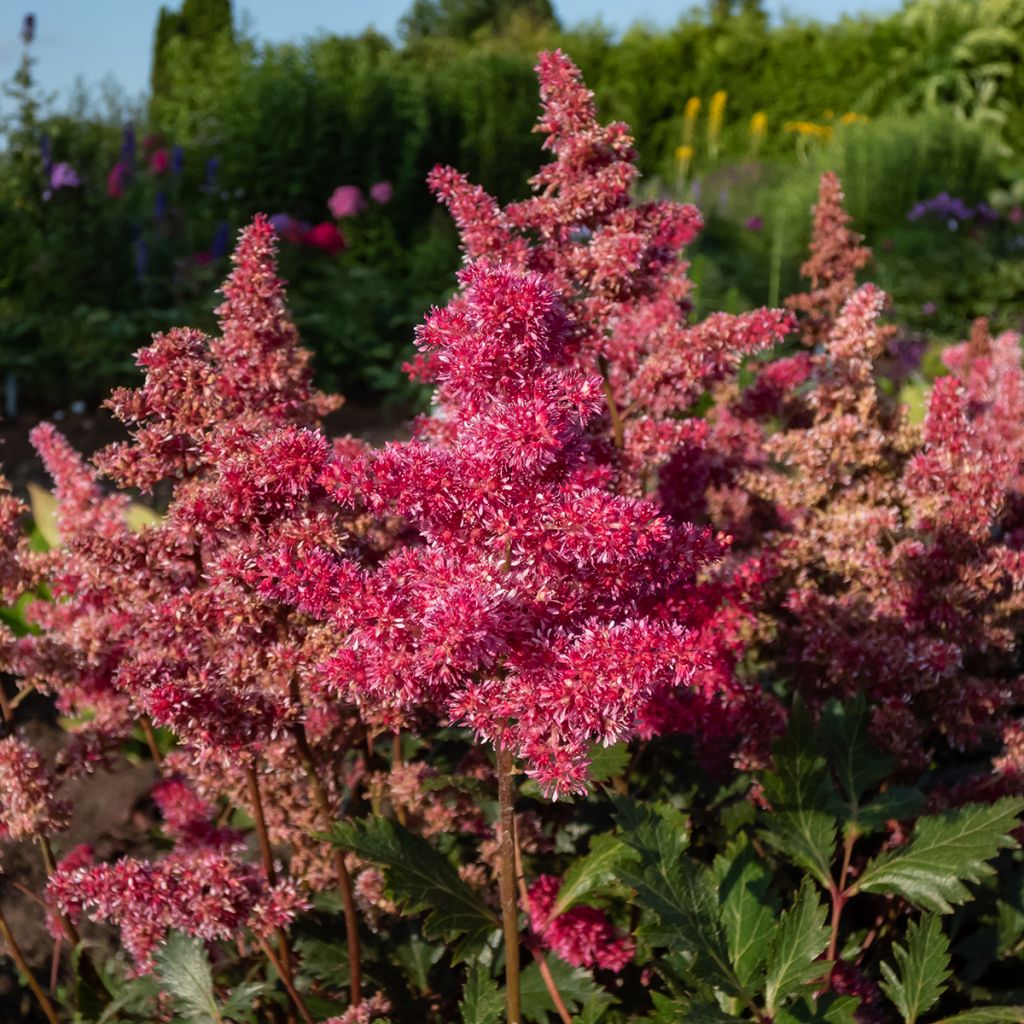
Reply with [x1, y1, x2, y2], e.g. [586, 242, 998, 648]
[853, 799, 1024, 913]
[460, 965, 504, 1024]
[819, 695, 891, 803]
[328, 818, 499, 961]
[645, 992, 688, 1023]
[764, 879, 831, 1015]
[879, 915, 951, 1023]
[617, 827, 744, 1000]
[678, 1003, 745, 1022]
[291, 936, 348, 988]
[221, 982, 266, 1023]
[774, 994, 861, 1023]
[154, 933, 220, 1024]
[396, 935, 443, 995]
[679, 1003, 745, 1019]
[553, 834, 638, 917]
[855, 787, 926, 835]
[712, 835, 777, 988]
[761, 706, 838, 886]
[933, 1009, 1024, 1024]
[588, 742, 631, 782]
[520, 956, 611, 1024]
[612, 795, 689, 867]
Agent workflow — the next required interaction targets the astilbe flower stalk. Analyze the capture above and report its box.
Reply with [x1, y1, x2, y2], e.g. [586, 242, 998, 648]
[282, 262, 716, 796]
[15, 216, 371, 1004]
[420, 50, 796, 780]
[656, 173, 1024, 772]
[47, 849, 307, 973]
[0, 736, 71, 842]
[425, 50, 794, 495]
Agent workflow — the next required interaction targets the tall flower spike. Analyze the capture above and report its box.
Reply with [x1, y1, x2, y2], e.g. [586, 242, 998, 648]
[0, 736, 71, 842]
[786, 171, 872, 345]
[300, 263, 717, 796]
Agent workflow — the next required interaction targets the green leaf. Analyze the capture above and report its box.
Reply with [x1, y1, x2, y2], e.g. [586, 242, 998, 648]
[328, 818, 499, 961]
[712, 835, 777, 988]
[553, 834, 638, 917]
[291, 936, 348, 988]
[519, 956, 611, 1024]
[879, 915, 951, 1024]
[932, 1009, 1024, 1024]
[612, 795, 689, 868]
[617, 840, 743, 998]
[587, 741, 631, 782]
[154, 933, 222, 1024]
[395, 935, 443, 995]
[774, 995, 861, 1024]
[761, 705, 839, 887]
[645, 992, 688, 1023]
[677, 1003, 745, 1022]
[460, 965, 504, 1024]
[126, 502, 162, 532]
[855, 787, 926, 835]
[764, 879, 831, 1015]
[853, 798, 1024, 913]
[221, 982, 266, 1023]
[819, 694, 891, 803]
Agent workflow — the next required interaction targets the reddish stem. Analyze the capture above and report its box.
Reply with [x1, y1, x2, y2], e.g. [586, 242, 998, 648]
[290, 720, 362, 1005]
[0, 905, 61, 1024]
[497, 746, 522, 1024]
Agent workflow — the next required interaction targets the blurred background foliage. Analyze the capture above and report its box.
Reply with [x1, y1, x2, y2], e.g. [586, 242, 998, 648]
[1, 0, 1023, 410]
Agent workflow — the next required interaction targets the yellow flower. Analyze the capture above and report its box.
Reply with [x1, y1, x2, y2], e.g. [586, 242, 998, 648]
[683, 96, 701, 144]
[675, 144, 695, 163]
[840, 111, 869, 125]
[783, 120, 833, 140]
[749, 111, 768, 137]
[708, 90, 728, 142]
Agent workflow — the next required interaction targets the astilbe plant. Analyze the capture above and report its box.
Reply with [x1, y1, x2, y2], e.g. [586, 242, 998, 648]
[1, 46, 1024, 1024]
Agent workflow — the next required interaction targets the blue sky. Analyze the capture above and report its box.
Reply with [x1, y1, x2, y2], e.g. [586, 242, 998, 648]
[1, 0, 901, 105]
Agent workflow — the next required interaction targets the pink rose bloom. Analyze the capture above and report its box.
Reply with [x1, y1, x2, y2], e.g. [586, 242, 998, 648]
[303, 221, 347, 255]
[149, 148, 170, 175]
[327, 185, 364, 219]
[369, 181, 393, 205]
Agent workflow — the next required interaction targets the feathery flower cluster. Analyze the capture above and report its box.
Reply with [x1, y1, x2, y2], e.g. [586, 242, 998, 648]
[426, 50, 793, 495]
[526, 874, 634, 972]
[277, 261, 717, 795]
[48, 850, 307, 972]
[0, 736, 71, 842]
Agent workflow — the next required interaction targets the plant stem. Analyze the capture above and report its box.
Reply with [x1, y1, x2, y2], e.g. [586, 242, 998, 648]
[289, 718, 362, 1005]
[139, 715, 163, 767]
[39, 836, 80, 947]
[245, 762, 277, 886]
[0, 905, 61, 1024]
[496, 746, 522, 1024]
[597, 356, 625, 449]
[512, 818, 572, 1024]
[391, 732, 408, 827]
[0, 681, 13, 725]
[258, 937, 316, 1024]
[825, 830, 857, 975]
[244, 761, 295, 985]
